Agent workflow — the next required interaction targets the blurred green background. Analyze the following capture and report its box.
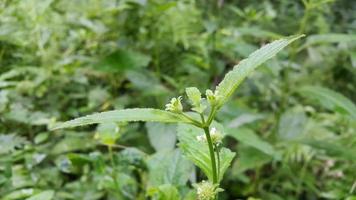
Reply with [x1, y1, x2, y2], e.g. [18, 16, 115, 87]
[0, 0, 355, 199]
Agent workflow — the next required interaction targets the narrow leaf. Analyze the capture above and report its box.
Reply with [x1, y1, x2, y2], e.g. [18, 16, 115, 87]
[299, 86, 356, 119]
[300, 139, 356, 160]
[51, 108, 190, 130]
[26, 191, 54, 200]
[215, 35, 304, 107]
[227, 127, 276, 156]
[299, 33, 356, 50]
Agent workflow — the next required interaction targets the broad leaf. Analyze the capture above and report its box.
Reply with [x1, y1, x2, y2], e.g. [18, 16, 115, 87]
[278, 108, 308, 140]
[215, 35, 304, 107]
[177, 124, 235, 182]
[147, 184, 181, 200]
[146, 123, 177, 151]
[51, 108, 190, 130]
[0, 134, 27, 154]
[147, 149, 193, 187]
[299, 86, 356, 119]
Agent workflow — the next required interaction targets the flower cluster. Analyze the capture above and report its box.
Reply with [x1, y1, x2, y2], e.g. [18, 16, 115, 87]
[165, 88, 221, 114]
[165, 96, 183, 113]
[194, 180, 223, 200]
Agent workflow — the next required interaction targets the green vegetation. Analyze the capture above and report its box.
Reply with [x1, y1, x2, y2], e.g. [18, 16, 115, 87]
[0, 0, 355, 200]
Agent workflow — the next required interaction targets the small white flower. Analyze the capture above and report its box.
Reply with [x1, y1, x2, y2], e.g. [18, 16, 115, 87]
[196, 127, 223, 144]
[210, 127, 223, 144]
[196, 134, 206, 142]
[334, 170, 344, 178]
[210, 127, 217, 134]
[165, 96, 183, 113]
[325, 159, 335, 168]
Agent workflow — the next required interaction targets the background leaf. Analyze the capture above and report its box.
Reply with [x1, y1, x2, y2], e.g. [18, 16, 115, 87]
[278, 108, 308, 140]
[299, 33, 356, 50]
[299, 86, 356, 119]
[227, 127, 276, 156]
[25, 190, 54, 200]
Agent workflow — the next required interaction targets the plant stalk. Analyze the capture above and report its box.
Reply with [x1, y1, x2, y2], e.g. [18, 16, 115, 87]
[203, 126, 218, 184]
[108, 146, 120, 194]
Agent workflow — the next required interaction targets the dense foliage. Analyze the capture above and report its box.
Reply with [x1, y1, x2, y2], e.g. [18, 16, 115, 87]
[0, 0, 355, 199]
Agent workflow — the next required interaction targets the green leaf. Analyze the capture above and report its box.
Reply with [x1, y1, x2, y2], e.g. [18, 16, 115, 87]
[146, 123, 177, 151]
[2, 189, 36, 200]
[177, 124, 235, 182]
[51, 108, 190, 130]
[147, 149, 193, 187]
[231, 145, 272, 175]
[278, 108, 308, 140]
[185, 87, 205, 113]
[95, 49, 150, 73]
[94, 122, 121, 146]
[226, 127, 276, 156]
[51, 132, 96, 154]
[26, 190, 54, 200]
[147, 184, 181, 200]
[0, 134, 27, 154]
[300, 139, 356, 160]
[215, 35, 304, 107]
[186, 87, 201, 106]
[299, 86, 356, 119]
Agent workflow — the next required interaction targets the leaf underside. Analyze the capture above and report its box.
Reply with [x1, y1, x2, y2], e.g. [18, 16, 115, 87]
[51, 108, 190, 130]
[216, 35, 304, 107]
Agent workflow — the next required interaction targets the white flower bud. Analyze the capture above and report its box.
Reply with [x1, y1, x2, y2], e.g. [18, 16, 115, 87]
[196, 134, 206, 142]
[210, 127, 223, 144]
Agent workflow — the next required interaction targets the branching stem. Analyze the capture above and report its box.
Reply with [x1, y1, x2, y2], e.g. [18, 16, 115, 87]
[181, 112, 203, 127]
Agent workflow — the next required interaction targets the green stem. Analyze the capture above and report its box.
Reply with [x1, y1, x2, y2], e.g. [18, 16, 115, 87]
[206, 106, 217, 125]
[108, 146, 120, 193]
[214, 144, 221, 181]
[203, 126, 218, 184]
